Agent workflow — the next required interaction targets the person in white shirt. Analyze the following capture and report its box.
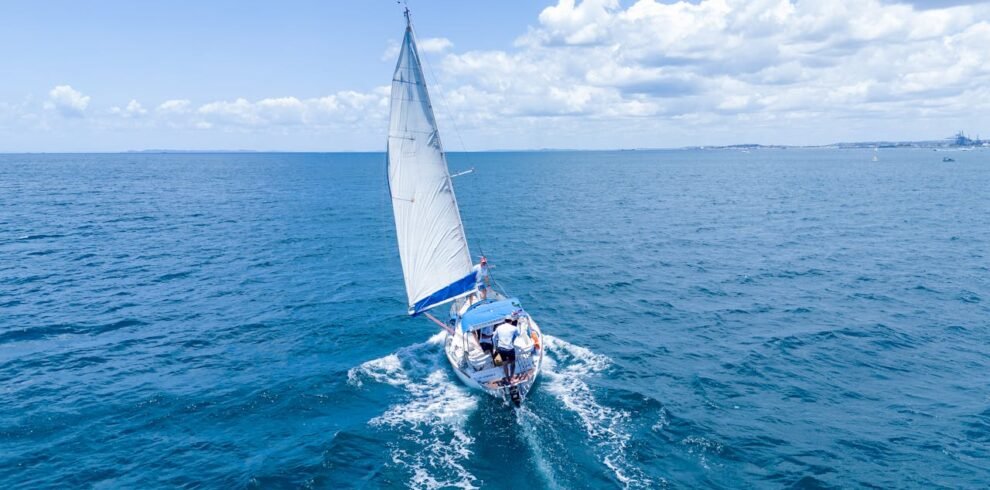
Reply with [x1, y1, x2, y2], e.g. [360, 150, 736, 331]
[475, 256, 491, 300]
[493, 315, 519, 382]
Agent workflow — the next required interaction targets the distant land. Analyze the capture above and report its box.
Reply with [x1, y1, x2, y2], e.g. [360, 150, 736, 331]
[537, 132, 989, 152]
[687, 131, 989, 151]
[7, 132, 985, 154]
[125, 149, 261, 154]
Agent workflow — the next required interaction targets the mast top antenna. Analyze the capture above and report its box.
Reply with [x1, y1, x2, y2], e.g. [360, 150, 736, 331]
[399, 1, 410, 25]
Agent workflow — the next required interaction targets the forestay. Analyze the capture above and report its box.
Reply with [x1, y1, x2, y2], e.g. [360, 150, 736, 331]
[387, 20, 475, 315]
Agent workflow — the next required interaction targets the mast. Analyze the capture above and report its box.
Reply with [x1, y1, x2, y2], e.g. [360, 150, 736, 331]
[387, 10, 476, 316]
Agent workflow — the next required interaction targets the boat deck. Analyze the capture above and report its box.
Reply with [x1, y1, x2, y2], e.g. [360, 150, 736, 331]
[445, 293, 543, 391]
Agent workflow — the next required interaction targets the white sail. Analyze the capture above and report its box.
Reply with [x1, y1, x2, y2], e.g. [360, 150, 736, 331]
[387, 19, 475, 315]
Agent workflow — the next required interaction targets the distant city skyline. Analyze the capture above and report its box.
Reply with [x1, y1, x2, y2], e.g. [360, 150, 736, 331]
[2, 0, 990, 152]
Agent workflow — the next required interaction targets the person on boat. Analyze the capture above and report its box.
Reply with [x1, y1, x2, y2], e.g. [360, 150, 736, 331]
[475, 322, 494, 356]
[474, 256, 491, 300]
[493, 315, 519, 383]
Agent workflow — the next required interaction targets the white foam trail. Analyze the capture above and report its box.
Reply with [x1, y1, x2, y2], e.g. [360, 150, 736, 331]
[346, 332, 445, 387]
[350, 332, 478, 490]
[543, 335, 653, 489]
[515, 407, 563, 490]
[347, 353, 407, 388]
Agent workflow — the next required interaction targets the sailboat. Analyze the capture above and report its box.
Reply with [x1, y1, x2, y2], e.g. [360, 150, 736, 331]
[385, 9, 544, 407]
[872, 146, 879, 162]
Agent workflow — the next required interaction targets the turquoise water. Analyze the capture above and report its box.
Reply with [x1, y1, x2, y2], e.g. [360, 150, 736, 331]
[1, 149, 988, 488]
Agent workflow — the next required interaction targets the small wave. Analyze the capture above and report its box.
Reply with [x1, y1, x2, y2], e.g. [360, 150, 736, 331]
[157, 271, 192, 282]
[543, 335, 653, 488]
[349, 332, 478, 490]
[652, 406, 671, 432]
[17, 233, 66, 241]
[957, 290, 982, 304]
[682, 435, 726, 470]
[0, 318, 146, 344]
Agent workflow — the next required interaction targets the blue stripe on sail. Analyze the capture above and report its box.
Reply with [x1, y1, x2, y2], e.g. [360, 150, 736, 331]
[410, 270, 477, 316]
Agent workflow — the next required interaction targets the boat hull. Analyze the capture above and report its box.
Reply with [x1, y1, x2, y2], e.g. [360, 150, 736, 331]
[442, 314, 544, 406]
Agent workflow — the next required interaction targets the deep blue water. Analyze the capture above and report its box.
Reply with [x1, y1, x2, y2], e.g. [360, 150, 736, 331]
[1, 149, 989, 488]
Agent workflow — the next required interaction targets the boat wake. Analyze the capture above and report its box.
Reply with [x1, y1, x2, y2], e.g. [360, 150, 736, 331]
[347, 332, 479, 490]
[515, 405, 565, 489]
[347, 333, 654, 489]
[542, 335, 656, 489]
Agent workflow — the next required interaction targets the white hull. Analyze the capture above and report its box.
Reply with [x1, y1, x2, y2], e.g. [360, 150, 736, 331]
[441, 295, 545, 405]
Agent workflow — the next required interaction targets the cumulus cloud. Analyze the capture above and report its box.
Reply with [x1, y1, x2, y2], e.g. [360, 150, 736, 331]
[157, 99, 191, 114]
[383, 36, 454, 60]
[382, 41, 401, 61]
[45, 85, 90, 117]
[419, 37, 454, 53]
[9, 87, 390, 139]
[198, 98, 265, 126]
[192, 90, 388, 129]
[535, 0, 619, 45]
[429, 0, 990, 145]
[10, 1, 990, 148]
[110, 99, 147, 118]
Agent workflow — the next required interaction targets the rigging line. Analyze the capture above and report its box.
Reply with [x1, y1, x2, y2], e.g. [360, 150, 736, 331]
[406, 11, 469, 155]
[405, 3, 490, 283]
[479, 245, 507, 296]
[406, 5, 479, 270]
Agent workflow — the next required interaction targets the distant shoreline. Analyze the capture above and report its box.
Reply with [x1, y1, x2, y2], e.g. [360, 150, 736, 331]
[1, 140, 987, 155]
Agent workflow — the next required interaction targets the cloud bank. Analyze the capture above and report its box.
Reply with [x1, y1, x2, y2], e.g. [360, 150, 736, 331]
[440, 0, 990, 138]
[6, 0, 990, 149]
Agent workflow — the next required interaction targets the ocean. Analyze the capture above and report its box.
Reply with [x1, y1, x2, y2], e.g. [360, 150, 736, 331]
[1, 149, 988, 488]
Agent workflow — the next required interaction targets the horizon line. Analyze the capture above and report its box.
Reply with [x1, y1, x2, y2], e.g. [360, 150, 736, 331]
[1, 139, 985, 155]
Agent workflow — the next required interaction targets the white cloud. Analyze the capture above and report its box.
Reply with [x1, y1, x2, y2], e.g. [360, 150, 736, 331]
[197, 98, 264, 126]
[382, 40, 401, 61]
[9, 1, 990, 149]
[110, 99, 147, 118]
[45, 85, 90, 117]
[383, 36, 454, 61]
[535, 0, 619, 45]
[419, 37, 454, 53]
[192, 90, 388, 129]
[157, 99, 191, 114]
[428, 0, 990, 145]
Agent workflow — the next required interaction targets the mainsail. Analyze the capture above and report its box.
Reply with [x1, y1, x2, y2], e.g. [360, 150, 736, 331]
[387, 17, 475, 315]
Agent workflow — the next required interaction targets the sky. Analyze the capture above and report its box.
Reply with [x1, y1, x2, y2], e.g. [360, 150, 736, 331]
[1, 0, 989, 152]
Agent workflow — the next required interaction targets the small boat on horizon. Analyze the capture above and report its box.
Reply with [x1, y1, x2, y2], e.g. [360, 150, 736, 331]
[384, 8, 544, 407]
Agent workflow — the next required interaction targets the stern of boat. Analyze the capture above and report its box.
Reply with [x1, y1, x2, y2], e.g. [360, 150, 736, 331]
[443, 293, 545, 406]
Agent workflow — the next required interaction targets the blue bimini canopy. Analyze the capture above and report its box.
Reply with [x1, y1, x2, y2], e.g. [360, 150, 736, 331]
[459, 298, 524, 332]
